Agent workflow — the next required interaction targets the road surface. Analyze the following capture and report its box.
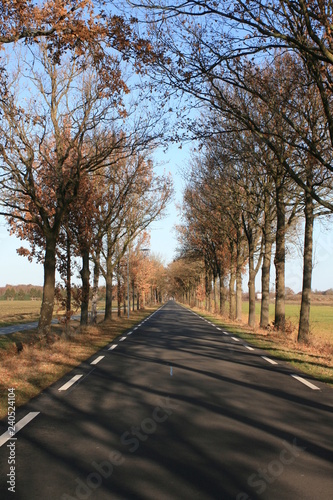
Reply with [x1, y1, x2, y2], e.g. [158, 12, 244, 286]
[0, 301, 332, 499]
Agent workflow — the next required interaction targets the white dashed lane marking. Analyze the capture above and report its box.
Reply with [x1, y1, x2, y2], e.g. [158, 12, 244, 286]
[58, 374, 83, 391]
[291, 374, 320, 390]
[261, 356, 278, 365]
[185, 306, 323, 392]
[0, 412, 40, 447]
[109, 344, 117, 350]
[119, 337, 126, 342]
[90, 356, 104, 365]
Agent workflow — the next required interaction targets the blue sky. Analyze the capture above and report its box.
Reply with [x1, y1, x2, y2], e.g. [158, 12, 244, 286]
[0, 143, 186, 288]
[1, 142, 332, 292]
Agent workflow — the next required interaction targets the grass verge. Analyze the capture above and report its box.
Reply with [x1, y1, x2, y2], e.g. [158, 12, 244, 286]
[186, 305, 333, 388]
[0, 306, 159, 421]
[241, 301, 333, 342]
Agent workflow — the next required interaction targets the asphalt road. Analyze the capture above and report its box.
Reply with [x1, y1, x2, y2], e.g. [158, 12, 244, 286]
[0, 301, 332, 500]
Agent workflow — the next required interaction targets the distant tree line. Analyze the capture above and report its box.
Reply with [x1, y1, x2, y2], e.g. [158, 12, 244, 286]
[0, 286, 43, 301]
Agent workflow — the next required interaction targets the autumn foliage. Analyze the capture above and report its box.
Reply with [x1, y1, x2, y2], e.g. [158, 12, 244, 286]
[0, 2, 172, 336]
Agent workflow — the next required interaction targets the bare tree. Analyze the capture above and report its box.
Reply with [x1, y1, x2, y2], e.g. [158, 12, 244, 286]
[0, 46, 131, 335]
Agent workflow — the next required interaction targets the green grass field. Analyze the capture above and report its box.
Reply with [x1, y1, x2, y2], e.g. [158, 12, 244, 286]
[241, 302, 333, 343]
[0, 300, 42, 326]
[0, 299, 107, 327]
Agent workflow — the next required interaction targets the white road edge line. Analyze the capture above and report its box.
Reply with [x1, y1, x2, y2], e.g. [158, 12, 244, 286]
[58, 374, 83, 391]
[291, 374, 320, 390]
[109, 344, 117, 350]
[0, 412, 40, 447]
[261, 356, 278, 365]
[90, 355, 104, 365]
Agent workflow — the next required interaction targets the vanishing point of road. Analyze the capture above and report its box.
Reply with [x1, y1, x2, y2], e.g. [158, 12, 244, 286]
[0, 301, 332, 499]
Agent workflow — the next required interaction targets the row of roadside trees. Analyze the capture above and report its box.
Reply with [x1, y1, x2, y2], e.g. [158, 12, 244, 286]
[0, 1, 173, 336]
[172, 63, 332, 342]
[124, 0, 333, 342]
[1, 1, 333, 343]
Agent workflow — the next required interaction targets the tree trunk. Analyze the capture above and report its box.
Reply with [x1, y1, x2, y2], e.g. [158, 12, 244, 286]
[260, 238, 273, 329]
[248, 234, 256, 328]
[38, 232, 57, 336]
[80, 248, 90, 325]
[117, 269, 121, 317]
[207, 274, 211, 311]
[105, 271, 113, 321]
[132, 280, 135, 311]
[65, 230, 71, 321]
[274, 175, 286, 331]
[236, 263, 242, 322]
[91, 250, 100, 324]
[104, 235, 113, 321]
[229, 269, 236, 320]
[260, 193, 274, 328]
[298, 174, 314, 342]
[236, 229, 243, 321]
[236, 275, 242, 321]
[205, 268, 210, 311]
[213, 275, 216, 312]
[219, 273, 226, 316]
